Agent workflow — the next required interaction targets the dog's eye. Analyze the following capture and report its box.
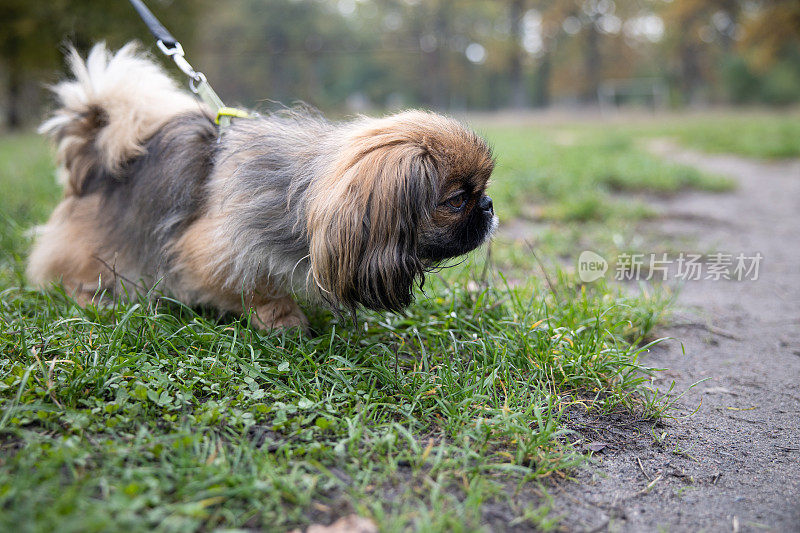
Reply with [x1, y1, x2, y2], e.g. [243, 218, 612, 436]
[446, 193, 467, 210]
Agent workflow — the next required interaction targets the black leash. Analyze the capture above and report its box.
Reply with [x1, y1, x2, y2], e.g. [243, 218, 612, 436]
[127, 0, 250, 127]
[129, 0, 178, 47]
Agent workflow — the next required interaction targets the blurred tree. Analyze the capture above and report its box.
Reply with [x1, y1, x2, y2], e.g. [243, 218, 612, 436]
[739, 0, 800, 68]
[0, 1, 60, 128]
[508, 0, 527, 108]
[660, 0, 742, 104]
[3, 0, 799, 125]
[532, 0, 641, 104]
[530, 0, 568, 107]
[197, 0, 368, 109]
[659, 0, 800, 105]
[425, 0, 453, 108]
[0, 0, 204, 130]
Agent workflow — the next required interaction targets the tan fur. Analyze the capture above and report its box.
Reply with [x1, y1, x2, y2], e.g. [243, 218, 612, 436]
[169, 215, 310, 327]
[255, 297, 308, 330]
[306, 142, 427, 308]
[169, 215, 239, 310]
[306, 110, 493, 311]
[187, 164, 274, 290]
[26, 195, 117, 301]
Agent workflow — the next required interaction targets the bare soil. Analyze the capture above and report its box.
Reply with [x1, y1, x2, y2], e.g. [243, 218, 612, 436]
[543, 143, 800, 532]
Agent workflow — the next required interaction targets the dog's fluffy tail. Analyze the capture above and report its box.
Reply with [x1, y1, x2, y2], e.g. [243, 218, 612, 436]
[40, 42, 204, 195]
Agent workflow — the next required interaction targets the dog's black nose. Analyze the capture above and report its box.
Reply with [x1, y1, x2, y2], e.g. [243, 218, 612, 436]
[479, 195, 493, 213]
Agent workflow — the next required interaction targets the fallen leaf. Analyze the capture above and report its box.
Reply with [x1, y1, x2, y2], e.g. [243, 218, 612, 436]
[586, 442, 609, 452]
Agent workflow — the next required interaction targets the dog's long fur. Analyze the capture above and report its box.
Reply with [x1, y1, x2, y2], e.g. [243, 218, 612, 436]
[29, 43, 496, 329]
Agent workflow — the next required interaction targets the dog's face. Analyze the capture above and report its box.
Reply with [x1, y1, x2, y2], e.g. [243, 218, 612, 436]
[307, 110, 495, 313]
[419, 154, 496, 263]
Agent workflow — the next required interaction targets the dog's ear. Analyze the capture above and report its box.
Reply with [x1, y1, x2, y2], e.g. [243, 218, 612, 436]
[307, 141, 438, 312]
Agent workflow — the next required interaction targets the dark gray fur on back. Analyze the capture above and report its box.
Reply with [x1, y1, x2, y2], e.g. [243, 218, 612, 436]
[87, 112, 218, 282]
[197, 111, 339, 294]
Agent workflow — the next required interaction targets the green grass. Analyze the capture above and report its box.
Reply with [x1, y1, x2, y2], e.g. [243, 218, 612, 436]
[641, 111, 800, 159]
[475, 124, 733, 225]
[474, 109, 799, 230]
[470, 110, 800, 278]
[0, 114, 747, 531]
[0, 274, 670, 531]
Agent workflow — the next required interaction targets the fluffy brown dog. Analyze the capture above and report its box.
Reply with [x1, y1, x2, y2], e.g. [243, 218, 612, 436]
[28, 43, 497, 330]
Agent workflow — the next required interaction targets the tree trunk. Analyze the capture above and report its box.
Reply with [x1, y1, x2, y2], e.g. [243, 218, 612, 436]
[532, 51, 551, 108]
[582, 21, 601, 104]
[6, 62, 22, 130]
[508, 0, 527, 109]
[429, 0, 451, 109]
[680, 43, 702, 105]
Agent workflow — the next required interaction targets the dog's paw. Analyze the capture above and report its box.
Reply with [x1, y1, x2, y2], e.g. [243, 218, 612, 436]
[253, 297, 309, 333]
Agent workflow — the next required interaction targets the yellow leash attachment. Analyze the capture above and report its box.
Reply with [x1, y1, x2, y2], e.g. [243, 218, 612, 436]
[193, 75, 252, 130]
[216, 107, 253, 128]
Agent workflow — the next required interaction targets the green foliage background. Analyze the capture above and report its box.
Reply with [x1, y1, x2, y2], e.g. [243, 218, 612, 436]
[2, 0, 799, 129]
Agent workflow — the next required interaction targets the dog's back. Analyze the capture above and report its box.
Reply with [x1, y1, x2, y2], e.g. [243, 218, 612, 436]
[39, 42, 205, 195]
[28, 43, 215, 296]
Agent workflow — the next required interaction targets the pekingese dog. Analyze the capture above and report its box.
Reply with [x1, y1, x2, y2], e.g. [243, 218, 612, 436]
[28, 43, 497, 330]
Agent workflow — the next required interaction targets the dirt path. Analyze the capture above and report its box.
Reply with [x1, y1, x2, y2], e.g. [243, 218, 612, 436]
[552, 144, 800, 532]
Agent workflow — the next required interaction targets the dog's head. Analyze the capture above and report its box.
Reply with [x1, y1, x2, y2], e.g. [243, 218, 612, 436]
[306, 110, 496, 312]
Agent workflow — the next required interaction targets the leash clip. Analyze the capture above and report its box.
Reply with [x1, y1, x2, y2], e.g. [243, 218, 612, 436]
[156, 39, 183, 57]
[157, 39, 202, 93]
